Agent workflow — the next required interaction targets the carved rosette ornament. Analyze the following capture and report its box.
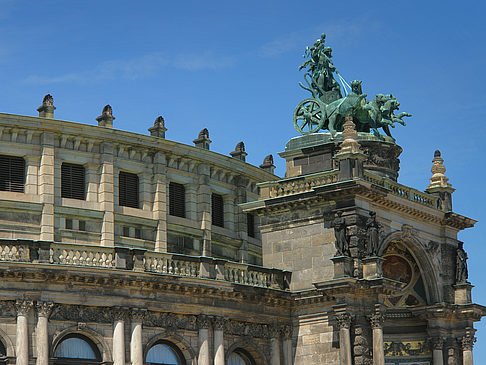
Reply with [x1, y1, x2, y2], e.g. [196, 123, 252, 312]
[336, 313, 352, 329]
[36, 301, 54, 318]
[368, 313, 385, 329]
[15, 300, 33, 316]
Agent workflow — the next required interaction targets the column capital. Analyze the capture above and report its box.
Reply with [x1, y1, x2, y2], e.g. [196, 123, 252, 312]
[212, 316, 225, 330]
[430, 336, 445, 350]
[36, 301, 54, 318]
[336, 313, 352, 329]
[280, 324, 292, 340]
[15, 300, 33, 316]
[130, 309, 147, 323]
[268, 323, 281, 339]
[369, 312, 385, 329]
[197, 314, 211, 329]
[112, 307, 130, 322]
[461, 333, 476, 351]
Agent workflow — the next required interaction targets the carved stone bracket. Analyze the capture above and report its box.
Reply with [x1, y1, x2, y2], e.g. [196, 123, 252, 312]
[36, 301, 54, 318]
[15, 300, 33, 316]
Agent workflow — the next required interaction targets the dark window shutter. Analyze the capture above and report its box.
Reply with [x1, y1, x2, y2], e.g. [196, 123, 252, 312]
[211, 193, 224, 228]
[247, 213, 255, 238]
[61, 163, 85, 200]
[0, 155, 25, 193]
[169, 182, 186, 218]
[119, 171, 139, 208]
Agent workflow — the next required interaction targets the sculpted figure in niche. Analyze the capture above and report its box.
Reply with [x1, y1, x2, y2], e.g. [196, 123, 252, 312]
[332, 211, 349, 256]
[456, 242, 468, 284]
[366, 211, 381, 256]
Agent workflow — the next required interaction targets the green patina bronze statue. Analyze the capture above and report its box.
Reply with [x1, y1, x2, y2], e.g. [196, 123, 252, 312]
[293, 34, 411, 138]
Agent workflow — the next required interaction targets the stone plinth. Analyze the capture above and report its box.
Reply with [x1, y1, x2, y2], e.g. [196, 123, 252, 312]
[330, 256, 354, 279]
[454, 282, 473, 305]
[362, 256, 385, 280]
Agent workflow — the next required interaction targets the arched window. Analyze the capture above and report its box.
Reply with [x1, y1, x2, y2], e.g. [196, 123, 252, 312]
[145, 341, 184, 365]
[53, 334, 101, 364]
[227, 349, 256, 365]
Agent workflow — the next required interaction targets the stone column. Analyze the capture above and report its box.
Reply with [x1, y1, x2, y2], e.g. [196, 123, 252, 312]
[461, 332, 476, 365]
[282, 325, 293, 365]
[140, 172, 152, 211]
[431, 337, 444, 365]
[336, 313, 352, 365]
[185, 184, 198, 221]
[369, 313, 385, 365]
[222, 195, 234, 231]
[213, 317, 225, 365]
[113, 309, 127, 365]
[100, 142, 115, 246]
[153, 152, 167, 252]
[85, 164, 99, 202]
[197, 315, 211, 365]
[16, 300, 33, 365]
[39, 132, 55, 241]
[270, 325, 281, 365]
[130, 310, 146, 365]
[36, 302, 54, 365]
[24, 156, 40, 195]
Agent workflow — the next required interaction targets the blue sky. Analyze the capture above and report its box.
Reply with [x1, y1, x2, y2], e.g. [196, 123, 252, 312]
[1, 0, 485, 361]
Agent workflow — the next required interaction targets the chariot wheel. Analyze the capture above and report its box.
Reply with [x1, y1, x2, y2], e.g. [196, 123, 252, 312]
[293, 98, 326, 134]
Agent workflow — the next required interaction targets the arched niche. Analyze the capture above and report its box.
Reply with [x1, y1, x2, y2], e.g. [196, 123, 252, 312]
[144, 332, 195, 365]
[378, 226, 442, 305]
[0, 327, 15, 358]
[225, 338, 266, 365]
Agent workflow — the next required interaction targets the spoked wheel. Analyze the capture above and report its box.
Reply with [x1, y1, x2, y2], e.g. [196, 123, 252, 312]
[293, 98, 326, 134]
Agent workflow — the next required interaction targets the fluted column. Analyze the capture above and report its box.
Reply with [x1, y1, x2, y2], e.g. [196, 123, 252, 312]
[369, 313, 385, 365]
[270, 325, 281, 365]
[431, 337, 444, 365]
[197, 315, 210, 365]
[282, 325, 293, 365]
[336, 313, 352, 365]
[16, 300, 33, 365]
[213, 317, 225, 365]
[113, 309, 127, 365]
[36, 302, 54, 365]
[461, 332, 476, 365]
[130, 310, 146, 365]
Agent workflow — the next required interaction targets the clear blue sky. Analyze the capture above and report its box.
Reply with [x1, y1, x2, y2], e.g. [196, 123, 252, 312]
[1, 0, 485, 360]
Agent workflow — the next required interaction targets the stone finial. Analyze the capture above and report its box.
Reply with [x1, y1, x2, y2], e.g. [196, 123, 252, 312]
[427, 150, 452, 190]
[37, 94, 56, 118]
[193, 128, 212, 150]
[96, 104, 115, 128]
[230, 141, 247, 162]
[335, 116, 363, 156]
[148, 116, 167, 138]
[259, 154, 275, 174]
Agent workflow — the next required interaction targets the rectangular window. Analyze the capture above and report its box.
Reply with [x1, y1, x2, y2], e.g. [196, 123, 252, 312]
[123, 226, 130, 237]
[247, 213, 255, 238]
[61, 163, 85, 200]
[134, 228, 141, 239]
[0, 155, 25, 193]
[119, 171, 139, 208]
[169, 182, 186, 218]
[211, 193, 224, 228]
[78, 220, 86, 231]
[65, 218, 73, 230]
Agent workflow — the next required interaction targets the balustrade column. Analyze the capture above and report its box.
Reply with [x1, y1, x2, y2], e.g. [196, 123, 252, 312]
[36, 302, 54, 365]
[197, 315, 211, 365]
[213, 317, 225, 365]
[431, 337, 444, 365]
[369, 313, 385, 365]
[461, 331, 476, 365]
[153, 152, 167, 252]
[113, 309, 127, 365]
[336, 314, 352, 365]
[282, 325, 293, 365]
[270, 325, 281, 365]
[16, 300, 33, 365]
[130, 310, 146, 365]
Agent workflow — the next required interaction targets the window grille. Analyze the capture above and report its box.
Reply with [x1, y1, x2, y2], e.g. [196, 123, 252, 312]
[247, 213, 255, 238]
[0, 155, 25, 193]
[119, 171, 139, 208]
[61, 163, 85, 200]
[169, 182, 186, 218]
[211, 193, 224, 228]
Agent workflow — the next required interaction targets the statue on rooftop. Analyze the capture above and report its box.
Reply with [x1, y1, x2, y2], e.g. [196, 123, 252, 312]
[293, 34, 411, 139]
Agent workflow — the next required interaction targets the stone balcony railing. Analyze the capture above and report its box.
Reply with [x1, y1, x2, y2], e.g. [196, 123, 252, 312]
[0, 239, 291, 291]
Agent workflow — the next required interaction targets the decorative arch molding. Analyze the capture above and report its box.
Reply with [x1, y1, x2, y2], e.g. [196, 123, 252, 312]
[378, 225, 442, 304]
[0, 327, 15, 357]
[144, 331, 196, 365]
[225, 337, 267, 365]
[51, 325, 112, 362]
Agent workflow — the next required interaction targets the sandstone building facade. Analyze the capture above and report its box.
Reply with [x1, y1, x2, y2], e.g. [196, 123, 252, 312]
[0, 96, 482, 365]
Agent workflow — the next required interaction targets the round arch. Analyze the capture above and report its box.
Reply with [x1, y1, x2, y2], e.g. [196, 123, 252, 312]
[378, 226, 442, 304]
[51, 326, 111, 363]
[225, 338, 267, 365]
[0, 327, 15, 357]
[144, 332, 195, 365]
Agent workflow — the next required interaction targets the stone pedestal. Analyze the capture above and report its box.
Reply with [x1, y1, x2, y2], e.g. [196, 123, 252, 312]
[454, 283, 473, 305]
[362, 257, 385, 280]
[330, 256, 354, 279]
